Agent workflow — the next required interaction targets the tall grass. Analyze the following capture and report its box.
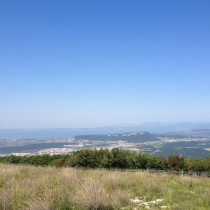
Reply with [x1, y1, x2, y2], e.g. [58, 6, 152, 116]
[0, 164, 209, 210]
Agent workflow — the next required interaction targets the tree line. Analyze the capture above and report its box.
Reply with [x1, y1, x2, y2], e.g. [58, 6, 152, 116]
[0, 148, 209, 172]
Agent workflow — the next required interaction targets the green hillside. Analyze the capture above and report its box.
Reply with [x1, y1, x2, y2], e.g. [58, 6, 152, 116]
[75, 132, 158, 142]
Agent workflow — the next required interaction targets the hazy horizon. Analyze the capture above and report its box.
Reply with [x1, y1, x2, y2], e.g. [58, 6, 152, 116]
[1, 121, 210, 130]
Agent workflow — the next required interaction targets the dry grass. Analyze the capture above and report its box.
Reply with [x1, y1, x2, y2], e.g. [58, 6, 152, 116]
[73, 178, 109, 209]
[0, 164, 209, 210]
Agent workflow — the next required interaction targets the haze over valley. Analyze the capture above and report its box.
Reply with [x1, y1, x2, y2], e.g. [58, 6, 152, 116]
[1, 126, 210, 159]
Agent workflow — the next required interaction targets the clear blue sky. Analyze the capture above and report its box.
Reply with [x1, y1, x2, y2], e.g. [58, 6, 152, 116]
[0, 0, 210, 129]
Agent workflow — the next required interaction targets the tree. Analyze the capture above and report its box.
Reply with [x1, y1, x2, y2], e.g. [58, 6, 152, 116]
[168, 156, 185, 171]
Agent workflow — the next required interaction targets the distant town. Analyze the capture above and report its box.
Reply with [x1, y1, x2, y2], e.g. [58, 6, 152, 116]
[1, 130, 210, 159]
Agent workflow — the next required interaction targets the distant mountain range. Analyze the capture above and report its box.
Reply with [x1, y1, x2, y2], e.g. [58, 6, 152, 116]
[0, 122, 210, 139]
[75, 129, 210, 142]
[159, 129, 210, 138]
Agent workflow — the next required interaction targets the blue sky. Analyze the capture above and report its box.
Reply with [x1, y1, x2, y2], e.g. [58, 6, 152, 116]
[0, 0, 210, 129]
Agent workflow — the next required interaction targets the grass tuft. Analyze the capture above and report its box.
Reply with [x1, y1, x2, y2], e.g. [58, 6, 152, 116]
[0, 163, 209, 210]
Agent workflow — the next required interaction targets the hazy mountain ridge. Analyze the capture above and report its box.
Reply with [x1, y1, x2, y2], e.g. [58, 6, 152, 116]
[1, 122, 210, 139]
[179, 129, 210, 137]
[75, 129, 210, 142]
[75, 132, 158, 142]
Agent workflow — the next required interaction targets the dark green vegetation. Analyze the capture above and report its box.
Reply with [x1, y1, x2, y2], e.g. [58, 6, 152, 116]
[75, 132, 158, 142]
[0, 149, 209, 173]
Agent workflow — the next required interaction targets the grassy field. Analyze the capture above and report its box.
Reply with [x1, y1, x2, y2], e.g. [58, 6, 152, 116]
[0, 164, 209, 210]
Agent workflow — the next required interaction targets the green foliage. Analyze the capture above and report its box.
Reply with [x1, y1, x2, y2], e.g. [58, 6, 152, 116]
[146, 155, 167, 170]
[168, 156, 185, 170]
[186, 158, 210, 172]
[0, 149, 209, 173]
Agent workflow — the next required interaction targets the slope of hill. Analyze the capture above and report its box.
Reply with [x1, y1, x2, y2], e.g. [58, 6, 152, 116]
[75, 132, 158, 142]
[0, 163, 209, 210]
[180, 129, 210, 137]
